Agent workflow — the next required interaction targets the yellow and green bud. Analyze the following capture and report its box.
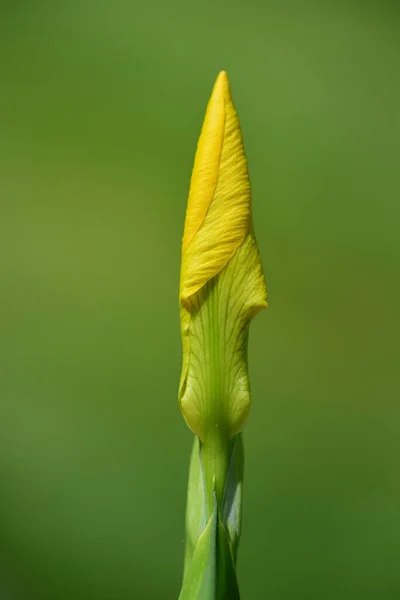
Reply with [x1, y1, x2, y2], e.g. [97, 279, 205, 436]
[178, 71, 267, 600]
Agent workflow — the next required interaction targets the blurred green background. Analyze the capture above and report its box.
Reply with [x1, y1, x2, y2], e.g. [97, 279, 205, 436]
[1, 1, 399, 598]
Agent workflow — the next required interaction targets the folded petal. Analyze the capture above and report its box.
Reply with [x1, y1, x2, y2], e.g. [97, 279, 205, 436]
[179, 71, 267, 443]
[180, 71, 252, 303]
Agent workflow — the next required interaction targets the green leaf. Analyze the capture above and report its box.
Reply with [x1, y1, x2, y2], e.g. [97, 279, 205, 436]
[178, 489, 218, 600]
[178, 437, 243, 600]
[182, 437, 210, 579]
[221, 435, 243, 564]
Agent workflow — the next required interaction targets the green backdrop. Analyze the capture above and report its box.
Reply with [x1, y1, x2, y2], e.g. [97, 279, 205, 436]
[1, 1, 399, 598]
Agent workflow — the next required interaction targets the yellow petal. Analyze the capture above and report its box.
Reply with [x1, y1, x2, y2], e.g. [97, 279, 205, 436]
[180, 71, 251, 303]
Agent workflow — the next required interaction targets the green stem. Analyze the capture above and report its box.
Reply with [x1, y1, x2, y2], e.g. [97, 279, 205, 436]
[201, 433, 232, 511]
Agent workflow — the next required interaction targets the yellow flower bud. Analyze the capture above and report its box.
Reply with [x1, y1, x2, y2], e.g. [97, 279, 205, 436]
[179, 71, 267, 443]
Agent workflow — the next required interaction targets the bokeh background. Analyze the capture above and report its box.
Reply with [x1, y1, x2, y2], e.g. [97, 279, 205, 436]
[1, 1, 399, 598]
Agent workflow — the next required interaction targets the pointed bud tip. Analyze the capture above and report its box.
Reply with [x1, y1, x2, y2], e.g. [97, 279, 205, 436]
[212, 70, 231, 103]
[216, 69, 228, 82]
